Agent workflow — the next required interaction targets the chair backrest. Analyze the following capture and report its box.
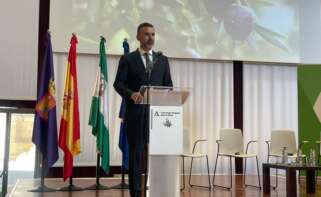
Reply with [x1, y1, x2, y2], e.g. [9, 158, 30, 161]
[270, 130, 297, 155]
[219, 128, 244, 155]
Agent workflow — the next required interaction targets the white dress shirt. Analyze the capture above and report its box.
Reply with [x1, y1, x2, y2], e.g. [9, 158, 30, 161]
[138, 47, 153, 68]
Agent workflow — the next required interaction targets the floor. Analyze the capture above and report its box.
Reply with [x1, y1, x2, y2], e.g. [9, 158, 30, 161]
[8, 175, 321, 197]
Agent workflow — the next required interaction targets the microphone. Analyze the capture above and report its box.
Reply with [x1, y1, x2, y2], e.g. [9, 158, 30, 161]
[153, 51, 163, 65]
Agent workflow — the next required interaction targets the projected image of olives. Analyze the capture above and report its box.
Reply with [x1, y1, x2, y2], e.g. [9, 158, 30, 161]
[50, 0, 299, 62]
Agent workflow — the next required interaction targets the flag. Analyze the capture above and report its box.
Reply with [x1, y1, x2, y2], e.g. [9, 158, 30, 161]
[118, 100, 128, 170]
[32, 32, 58, 171]
[119, 40, 129, 170]
[58, 34, 81, 181]
[89, 37, 110, 173]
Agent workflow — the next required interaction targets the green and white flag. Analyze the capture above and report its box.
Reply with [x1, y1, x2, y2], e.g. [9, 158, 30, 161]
[89, 37, 109, 173]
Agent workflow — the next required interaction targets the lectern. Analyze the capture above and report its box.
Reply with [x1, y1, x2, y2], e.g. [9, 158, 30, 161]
[139, 86, 189, 197]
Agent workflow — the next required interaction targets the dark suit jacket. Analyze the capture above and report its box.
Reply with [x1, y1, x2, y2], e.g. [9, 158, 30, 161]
[113, 49, 173, 149]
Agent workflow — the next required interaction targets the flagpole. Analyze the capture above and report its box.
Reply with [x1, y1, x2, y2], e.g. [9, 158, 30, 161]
[30, 31, 59, 193]
[59, 159, 83, 191]
[111, 38, 130, 189]
[58, 33, 83, 192]
[86, 153, 109, 190]
[110, 165, 129, 189]
[59, 176, 83, 191]
[29, 154, 56, 192]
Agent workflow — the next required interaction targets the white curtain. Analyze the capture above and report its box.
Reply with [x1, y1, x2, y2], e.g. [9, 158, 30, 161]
[243, 63, 298, 174]
[53, 53, 123, 166]
[53, 53, 234, 174]
[170, 59, 234, 174]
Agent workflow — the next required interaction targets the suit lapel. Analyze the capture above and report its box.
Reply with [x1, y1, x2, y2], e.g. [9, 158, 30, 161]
[150, 51, 159, 81]
[133, 49, 160, 83]
[134, 49, 146, 75]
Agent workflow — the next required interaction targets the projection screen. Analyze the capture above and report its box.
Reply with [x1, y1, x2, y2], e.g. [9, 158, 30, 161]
[50, 0, 300, 63]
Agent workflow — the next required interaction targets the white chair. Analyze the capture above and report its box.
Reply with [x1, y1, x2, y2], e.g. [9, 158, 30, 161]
[181, 139, 211, 190]
[266, 129, 308, 189]
[212, 128, 261, 190]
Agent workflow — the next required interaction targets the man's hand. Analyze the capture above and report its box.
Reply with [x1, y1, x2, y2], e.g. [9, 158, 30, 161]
[131, 92, 143, 104]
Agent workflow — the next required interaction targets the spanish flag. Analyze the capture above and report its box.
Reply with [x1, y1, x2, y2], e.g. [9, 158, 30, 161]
[59, 34, 81, 181]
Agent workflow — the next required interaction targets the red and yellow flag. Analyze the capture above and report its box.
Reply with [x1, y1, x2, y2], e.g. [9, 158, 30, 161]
[59, 34, 81, 181]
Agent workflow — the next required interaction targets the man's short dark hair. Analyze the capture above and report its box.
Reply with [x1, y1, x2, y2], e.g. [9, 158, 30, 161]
[137, 22, 154, 34]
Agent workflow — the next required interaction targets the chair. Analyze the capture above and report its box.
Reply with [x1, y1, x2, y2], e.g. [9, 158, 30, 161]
[212, 128, 261, 190]
[181, 139, 211, 190]
[266, 129, 308, 189]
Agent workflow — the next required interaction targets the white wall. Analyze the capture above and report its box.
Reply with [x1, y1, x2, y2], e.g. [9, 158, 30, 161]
[0, 0, 39, 100]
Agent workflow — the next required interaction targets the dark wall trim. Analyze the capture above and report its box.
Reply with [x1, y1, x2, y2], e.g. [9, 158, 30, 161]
[47, 166, 122, 178]
[233, 61, 243, 174]
[0, 100, 36, 109]
[38, 0, 50, 89]
[233, 61, 243, 130]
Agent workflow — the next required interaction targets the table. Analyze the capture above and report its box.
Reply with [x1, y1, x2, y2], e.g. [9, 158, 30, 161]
[263, 163, 321, 197]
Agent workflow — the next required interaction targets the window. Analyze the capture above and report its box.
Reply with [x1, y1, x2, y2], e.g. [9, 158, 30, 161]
[0, 109, 35, 195]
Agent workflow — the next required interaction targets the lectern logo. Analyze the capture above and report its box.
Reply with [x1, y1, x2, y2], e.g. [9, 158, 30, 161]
[163, 118, 172, 128]
[154, 111, 159, 116]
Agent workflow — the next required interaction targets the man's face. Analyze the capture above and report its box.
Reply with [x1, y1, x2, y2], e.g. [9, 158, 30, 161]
[137, 26, 155, 51]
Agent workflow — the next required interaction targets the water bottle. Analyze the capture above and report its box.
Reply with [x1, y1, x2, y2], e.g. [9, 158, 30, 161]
[282, 147, 288, 164]
[296, 149, 303, 165]
[309, 149, 316, 166]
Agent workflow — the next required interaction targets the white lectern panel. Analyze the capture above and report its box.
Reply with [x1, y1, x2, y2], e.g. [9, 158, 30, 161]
[149, 106, 183, 155]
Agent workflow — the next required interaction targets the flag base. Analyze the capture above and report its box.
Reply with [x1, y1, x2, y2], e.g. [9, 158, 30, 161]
[59, 184, 83, 191]
[110, 182, 129, 189]
[86, 183, 109, 190]
[29, 185, 56, 192]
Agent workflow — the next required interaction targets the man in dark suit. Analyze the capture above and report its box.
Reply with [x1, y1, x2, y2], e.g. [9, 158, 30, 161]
[113, 23, 173, 197]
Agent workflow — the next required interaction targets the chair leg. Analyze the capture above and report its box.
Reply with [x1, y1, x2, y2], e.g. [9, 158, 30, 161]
[188, 157, 194, 187]
[244, 156, 261, 189]
[229, 156, 232, 189]
[212, 154, 231, 190]
[181, 156, 185, 191]
[206, 156, 211, 190]
[212, 153, 218, 187]
[243, 157, 247, 185]
[189, 157, 211, 189]
[256, 156, 262, 189]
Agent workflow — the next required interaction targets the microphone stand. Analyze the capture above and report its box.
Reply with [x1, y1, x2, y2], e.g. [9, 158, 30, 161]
[143, 56, 155, 197]
[143, 73, 150, 197]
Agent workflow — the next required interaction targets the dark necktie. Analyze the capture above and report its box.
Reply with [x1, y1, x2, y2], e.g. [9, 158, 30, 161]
[144, 52, 153, 82]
